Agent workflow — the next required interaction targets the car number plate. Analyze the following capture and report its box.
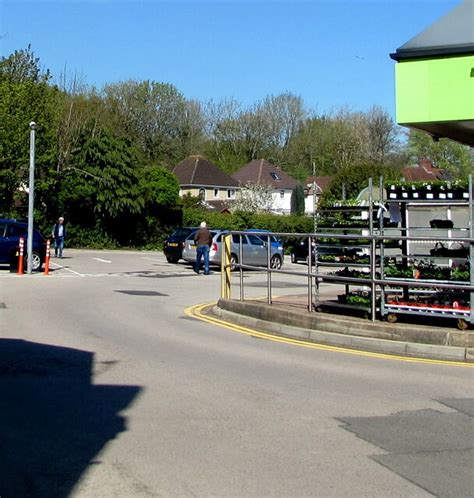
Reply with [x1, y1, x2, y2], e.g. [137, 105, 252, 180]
[169, 243, 178, 247]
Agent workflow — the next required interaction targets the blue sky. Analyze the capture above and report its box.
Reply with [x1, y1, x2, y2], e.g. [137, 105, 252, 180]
[0, 0, 461, 116]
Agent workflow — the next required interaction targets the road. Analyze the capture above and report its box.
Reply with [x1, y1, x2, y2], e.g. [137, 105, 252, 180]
[1, 250, 473, 497]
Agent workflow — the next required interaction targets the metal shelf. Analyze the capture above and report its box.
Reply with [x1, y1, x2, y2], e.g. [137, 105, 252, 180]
[384, 303, 469, 319]
[383, 254, 469, 260]
[317, 261, 370, 268]
[317, 244, 370, 249]
[385, 199, 469, 205]
[384, 277, 469, 285]
[399, 227, 468, 231]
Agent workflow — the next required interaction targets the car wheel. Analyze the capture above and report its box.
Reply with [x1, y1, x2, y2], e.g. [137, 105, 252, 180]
[230, 254, 238, 271]
[290, 252, 297, 264]
[28, 251, 42, 271]
[166, 257, 179, 264]
[270, 255, 282, 270]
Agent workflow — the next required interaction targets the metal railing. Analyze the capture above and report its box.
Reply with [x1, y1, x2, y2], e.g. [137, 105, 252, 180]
[220, 230, 474, 325]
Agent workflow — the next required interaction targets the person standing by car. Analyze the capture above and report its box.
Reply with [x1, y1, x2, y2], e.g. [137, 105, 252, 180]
[52, 217, 66, 258]
[194, 221, 212, 275]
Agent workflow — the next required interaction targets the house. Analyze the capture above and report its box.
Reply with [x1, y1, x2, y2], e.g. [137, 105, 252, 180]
[401, 158, 450, 182]
[232, 159, 298, 214]
[172, 155, 239, 211]
[304, 176, 333, 214]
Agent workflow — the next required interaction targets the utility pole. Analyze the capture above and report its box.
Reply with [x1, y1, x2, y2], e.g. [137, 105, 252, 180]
[312, 161, 317, 233]
[27, 121, 36, 274]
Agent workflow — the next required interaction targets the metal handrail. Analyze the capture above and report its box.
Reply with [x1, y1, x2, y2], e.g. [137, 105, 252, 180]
[221, 229, 474, 322]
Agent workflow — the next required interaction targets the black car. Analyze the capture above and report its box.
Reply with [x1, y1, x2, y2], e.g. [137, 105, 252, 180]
[0, 218, 47, 271]
[163, 227, 198, 263]
[289, 237, 358, 264]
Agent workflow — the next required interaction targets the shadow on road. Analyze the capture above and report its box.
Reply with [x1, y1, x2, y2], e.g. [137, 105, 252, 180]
[0, 339, 141, 497]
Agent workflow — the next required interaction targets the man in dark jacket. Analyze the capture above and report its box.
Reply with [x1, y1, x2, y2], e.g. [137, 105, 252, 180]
[194, 221, 212, 275]
[52, 217, 66, 258]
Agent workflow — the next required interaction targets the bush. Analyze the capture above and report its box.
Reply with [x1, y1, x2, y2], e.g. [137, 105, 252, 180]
[183, 208, 313, 235]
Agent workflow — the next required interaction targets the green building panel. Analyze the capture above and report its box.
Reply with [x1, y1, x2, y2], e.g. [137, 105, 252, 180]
[395, 55, 474, 124]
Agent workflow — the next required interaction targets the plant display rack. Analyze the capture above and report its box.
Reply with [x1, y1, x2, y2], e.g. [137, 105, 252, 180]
[380, 177, 473, 330]
[313, 202, 376, 318]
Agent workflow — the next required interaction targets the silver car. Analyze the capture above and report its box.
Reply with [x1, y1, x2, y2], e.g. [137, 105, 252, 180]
[182, 230, 284, 269]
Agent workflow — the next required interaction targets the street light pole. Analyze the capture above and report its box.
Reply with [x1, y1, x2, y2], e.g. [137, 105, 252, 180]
[312, 161, 317, 233]
[27, 121, 36, 274]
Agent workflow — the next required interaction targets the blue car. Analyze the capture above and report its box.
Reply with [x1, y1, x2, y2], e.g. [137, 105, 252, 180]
[0, 219, 47, 271]
[247, 229, 284, 252]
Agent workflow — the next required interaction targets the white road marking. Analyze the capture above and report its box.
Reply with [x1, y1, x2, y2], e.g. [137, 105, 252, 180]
[49, 261, 85, 277]
[92, 257, 112, 263]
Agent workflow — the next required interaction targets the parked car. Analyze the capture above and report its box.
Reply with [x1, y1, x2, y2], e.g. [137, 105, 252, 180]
[246, 229, 284, 253]
[182, 230, 284, 269]
[163, 227, 198, 263]
[0, 218, 47, 271]
[289, 237, 359, 264]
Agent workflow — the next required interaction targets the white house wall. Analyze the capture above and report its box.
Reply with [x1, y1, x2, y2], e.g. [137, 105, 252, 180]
[270, 190, 292, 214]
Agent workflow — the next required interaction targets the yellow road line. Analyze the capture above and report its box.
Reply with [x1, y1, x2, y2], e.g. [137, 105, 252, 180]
[185, 302, 474, 368]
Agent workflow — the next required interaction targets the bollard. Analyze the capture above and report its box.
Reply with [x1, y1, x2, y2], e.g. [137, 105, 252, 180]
[18, 237, 25, 275]
[44, 239, 51, 275]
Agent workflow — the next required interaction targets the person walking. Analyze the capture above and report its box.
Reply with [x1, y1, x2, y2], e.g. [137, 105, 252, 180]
[52, 217, 66, 258]
[194, 221, 212, 275]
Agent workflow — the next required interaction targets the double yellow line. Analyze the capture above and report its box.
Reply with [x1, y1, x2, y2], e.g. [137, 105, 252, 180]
[185, 302, 474, 368]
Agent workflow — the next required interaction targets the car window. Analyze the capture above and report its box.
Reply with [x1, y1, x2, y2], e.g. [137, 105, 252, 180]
[7, 224, 27, 237]
[0, 223, 6, 237]
[247, 234, 264, 246]
[232, 234, 249, 244]
[172, 228, 192, 238]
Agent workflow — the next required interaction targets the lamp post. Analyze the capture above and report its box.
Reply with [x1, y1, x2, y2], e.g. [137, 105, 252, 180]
[312, 161, 317, 233]
[27, 121, 36, 274]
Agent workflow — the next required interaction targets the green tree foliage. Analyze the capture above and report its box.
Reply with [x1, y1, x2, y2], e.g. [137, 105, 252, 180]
[142, 166, 179, 210]
[321, 162, 401, 205]
[103, 80, 197, 164]
[290, 184, 305, 215]
[58, 126, 145, 246]
[0, 46, 59, 215]
[408, 130, 473, 178]
[204, 93, 306, 172]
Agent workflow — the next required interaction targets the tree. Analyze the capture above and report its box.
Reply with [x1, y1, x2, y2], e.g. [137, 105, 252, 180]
[203, 93, 307, 172]
[103, 80, 188, 163]
[363, 106, 400, 163]
[231, 183, 274, 213]
[321, 162, 400, 205]
[290, 184, 305, 215]
[0, 46, 59, 216]
[408, 130, 473, 178]
[59, 127, 144, 228]
[142, 166, 180, 210]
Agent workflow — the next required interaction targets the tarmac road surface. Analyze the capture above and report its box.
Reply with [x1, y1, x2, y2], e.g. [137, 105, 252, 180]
[1, 250, 473, 497]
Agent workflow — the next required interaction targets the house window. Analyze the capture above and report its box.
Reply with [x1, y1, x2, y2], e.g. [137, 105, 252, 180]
[227, 189, 235, 199]
[271, 172, 281, 181]
[280, 190, 285, 199]
[199, 188, 206, 200]
[213, 188, 219, 198]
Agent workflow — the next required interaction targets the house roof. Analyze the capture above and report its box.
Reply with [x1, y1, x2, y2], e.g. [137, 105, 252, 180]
[172, 155, 239, 188]
[306, 176, 333, 194]
[401, 158, 450, 181]
[232, 159, 298, 190]
[391, 0, 474, 61]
